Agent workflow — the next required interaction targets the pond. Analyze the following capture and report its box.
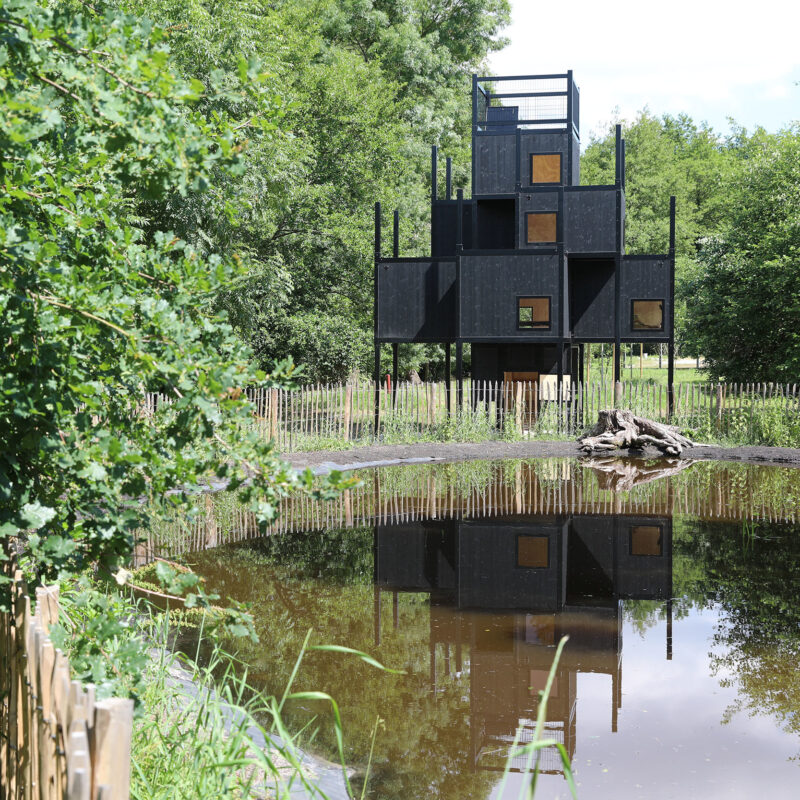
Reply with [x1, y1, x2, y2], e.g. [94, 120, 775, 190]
[146, 457, 800, 799]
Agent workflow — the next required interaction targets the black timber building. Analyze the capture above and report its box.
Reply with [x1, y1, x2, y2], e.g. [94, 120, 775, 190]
[373, 511, 674, 773]
[374, 71, 676, 410]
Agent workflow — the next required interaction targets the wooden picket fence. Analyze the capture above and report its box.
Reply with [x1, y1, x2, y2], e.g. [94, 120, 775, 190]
[134, 456, 800, 565]
[0, 550, 133, 800]
[143, 379, 800, 452]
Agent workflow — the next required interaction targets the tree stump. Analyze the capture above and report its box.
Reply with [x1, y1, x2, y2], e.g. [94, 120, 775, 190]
[578, 409, 695, 456]
[581, 456, 697, 492]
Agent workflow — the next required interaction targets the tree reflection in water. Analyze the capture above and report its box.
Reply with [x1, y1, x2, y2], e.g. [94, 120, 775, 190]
[179, 458, 800, 799]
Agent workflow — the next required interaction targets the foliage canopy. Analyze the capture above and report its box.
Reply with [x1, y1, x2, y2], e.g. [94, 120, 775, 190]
[0, 0, 344, 593]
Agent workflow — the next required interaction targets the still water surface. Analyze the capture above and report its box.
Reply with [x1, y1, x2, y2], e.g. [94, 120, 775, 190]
[168, 458, 800, 799]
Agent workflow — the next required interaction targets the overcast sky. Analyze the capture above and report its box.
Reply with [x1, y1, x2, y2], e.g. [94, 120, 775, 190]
[487, 0, 800, 142]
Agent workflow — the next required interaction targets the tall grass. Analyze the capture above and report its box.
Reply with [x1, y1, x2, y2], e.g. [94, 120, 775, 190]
[52, 580, 402, 800]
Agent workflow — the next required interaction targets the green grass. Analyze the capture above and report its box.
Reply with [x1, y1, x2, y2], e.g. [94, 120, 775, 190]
[51, 581, 401, 800]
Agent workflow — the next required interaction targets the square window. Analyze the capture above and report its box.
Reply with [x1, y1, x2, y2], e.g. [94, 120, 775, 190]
[530, 669, 559, 698]
[630, 526, 663, 556]
[526, 212, 557, 243]
[531, 153, 561, 184]
[518, 535, 549, 568]
[518, 297, 550, 330]
[631, 300, 664, 331]
[525, 614, 555, 646]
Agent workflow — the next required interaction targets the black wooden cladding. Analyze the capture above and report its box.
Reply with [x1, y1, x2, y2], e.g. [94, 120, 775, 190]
[620, 255, 671, 339]
[517, 192, 558, 245]
[370, 515, 670, 611]
[475, 134, 517, 195]
[513, 189, 617, 254]
[520, 131, 573, 187]
[564, 189, 617, 253]
[375, 522, 457, 591]
[432, 201, 473, 257]
[377, 259, 456, 340]
[571, 134, 581, 185]
[475, 131, 578, 196]
[460, 254, 560, 339]
[569, 258, 615, 338]
[458, 520, 567, 610]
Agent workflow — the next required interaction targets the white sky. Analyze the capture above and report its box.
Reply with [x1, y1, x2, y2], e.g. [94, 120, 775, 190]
[488, 0, 800, 142]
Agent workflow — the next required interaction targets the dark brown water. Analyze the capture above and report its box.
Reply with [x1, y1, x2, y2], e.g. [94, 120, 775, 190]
[174, 458, 800, 799]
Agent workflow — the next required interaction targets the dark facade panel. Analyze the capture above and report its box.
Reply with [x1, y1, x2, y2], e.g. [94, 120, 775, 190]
[571, 132, 581, 185]
[616, 518, 672, 599]
[457, 519, 567, 610]
[375, 523, 457, 592]
[569, 258, 614, 338]
[564, 189, 616, 253]
[432, 201, 473, 257]
[475, 133, 517, 195]
[519, 132, 570, 187]
[460, 254, 561, 339]
[620, 256, 671, 339]
[377, 260, 456, 340]
[518, 193, 560, 247]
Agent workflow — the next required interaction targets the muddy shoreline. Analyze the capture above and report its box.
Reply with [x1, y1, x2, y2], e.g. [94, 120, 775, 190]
[283, 440, 800, 473]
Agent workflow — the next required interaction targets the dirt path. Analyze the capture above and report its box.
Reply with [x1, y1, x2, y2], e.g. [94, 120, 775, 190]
[283, 440, 800, 473]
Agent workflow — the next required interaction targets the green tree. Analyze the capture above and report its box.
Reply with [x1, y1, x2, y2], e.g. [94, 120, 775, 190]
[112, 0, 510, 382]
[0, 0, 343, 588]
[680, 127, 800, 380]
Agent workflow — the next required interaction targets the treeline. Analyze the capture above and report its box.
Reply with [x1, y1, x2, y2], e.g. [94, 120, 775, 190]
[68, 1, 800, 383]
[108, 0, 510, 382]
[583, 113, 800, 382]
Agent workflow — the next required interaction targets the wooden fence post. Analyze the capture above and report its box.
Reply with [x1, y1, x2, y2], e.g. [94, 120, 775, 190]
[1, 556, 134, 800]
[515, 382, 523, 435]
[91, 698, 134, 800]
[343, 384, 352, 442]
[269, 388, 278, 442]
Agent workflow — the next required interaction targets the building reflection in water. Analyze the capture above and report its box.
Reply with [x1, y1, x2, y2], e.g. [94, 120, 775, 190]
[373, 512, 673, 775]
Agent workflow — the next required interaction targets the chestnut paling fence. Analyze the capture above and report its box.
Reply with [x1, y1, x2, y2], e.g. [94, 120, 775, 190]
[144, 379, 800, 452]
[135, 458, 800, 565]
[0, 550, 134, 800]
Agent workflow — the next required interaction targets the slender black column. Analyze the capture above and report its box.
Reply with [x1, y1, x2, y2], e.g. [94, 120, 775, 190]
[579, 342, 585, 427]
[392, 343, 399, 407]
[445, 342, 452, 416]
[614, 124, 622, 387]
[668, 195, 676, 417]
[431, 145, 438, 201]
[373, 586, 381, 647]
[667, 598, 673, 661]
[393, 209, 399, 257]
[456, 189, 464, 410]
[430, 145, 438, 255]
[456, 341, 463, 409]
[446, 157, 452, 200]
[566, 69, 574, 183]
[374, 344, 381, 433]
[374, 201, 381, 433]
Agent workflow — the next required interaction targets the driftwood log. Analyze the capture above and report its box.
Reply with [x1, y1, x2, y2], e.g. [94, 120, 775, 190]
[581, 456, 697, 492]
[578, 409, 695, 456]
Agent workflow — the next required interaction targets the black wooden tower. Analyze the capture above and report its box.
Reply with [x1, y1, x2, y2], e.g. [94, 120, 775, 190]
[374, 71, 675, 414]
